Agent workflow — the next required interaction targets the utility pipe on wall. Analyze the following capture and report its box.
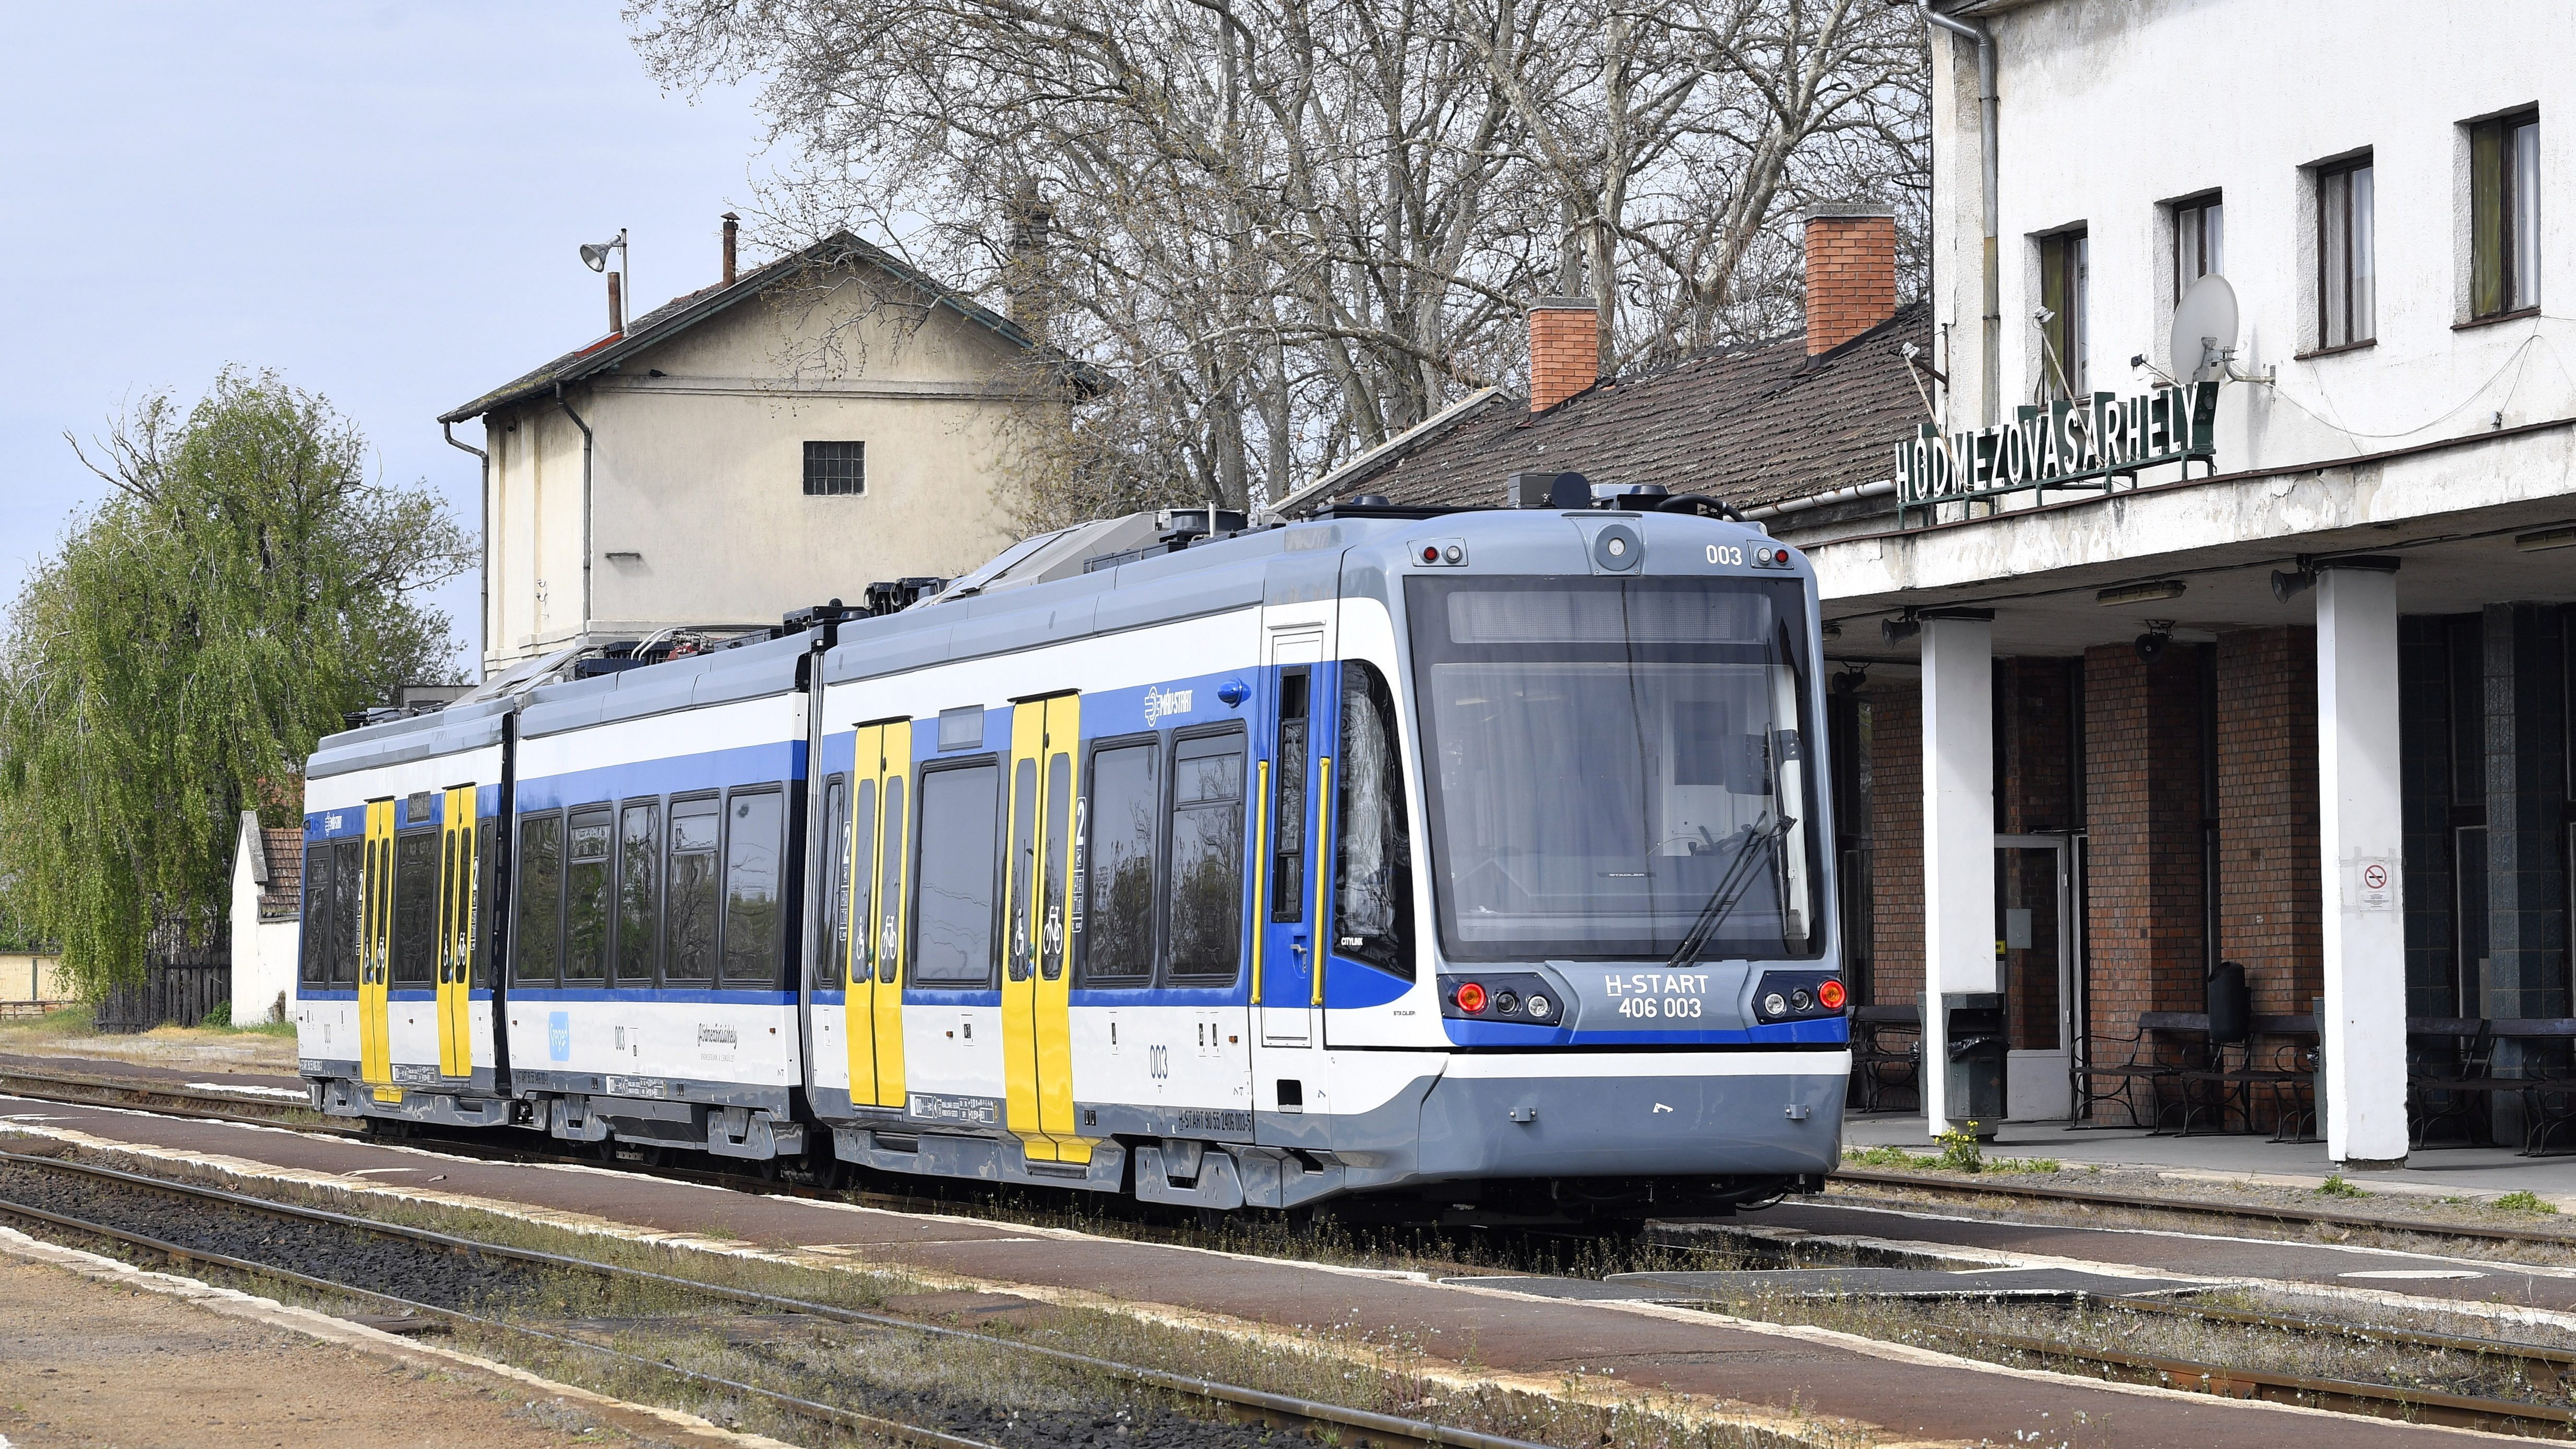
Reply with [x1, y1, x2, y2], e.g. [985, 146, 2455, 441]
[442, 421, 490, 679]
[1918, 2, 1998, 428]
[553, 382, 594, 645]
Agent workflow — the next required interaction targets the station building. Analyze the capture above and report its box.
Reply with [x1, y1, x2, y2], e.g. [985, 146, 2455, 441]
[1335, 0, 2576, 1167]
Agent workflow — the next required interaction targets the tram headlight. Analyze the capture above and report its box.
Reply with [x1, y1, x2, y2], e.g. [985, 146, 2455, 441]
[1525, 993, 1553, 1020]
[1454, 981, 1488, 1013]
[1791, 988, 1814, 1012]
[1494, 990, 1519, 1016]
[1763, 992, 1788, 1016]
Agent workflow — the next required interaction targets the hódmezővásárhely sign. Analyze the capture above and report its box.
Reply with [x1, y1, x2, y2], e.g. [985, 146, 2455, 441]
[1892, 381, 2218, 525]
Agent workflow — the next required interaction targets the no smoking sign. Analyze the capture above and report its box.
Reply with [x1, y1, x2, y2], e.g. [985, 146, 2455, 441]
[2352, 857, 2398, 912]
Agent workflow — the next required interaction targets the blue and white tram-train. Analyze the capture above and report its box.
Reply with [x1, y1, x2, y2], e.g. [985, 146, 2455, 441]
[295, 489, 1850, 1223]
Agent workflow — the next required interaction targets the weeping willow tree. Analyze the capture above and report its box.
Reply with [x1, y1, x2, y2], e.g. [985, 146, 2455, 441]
[0, 369, 473, 995]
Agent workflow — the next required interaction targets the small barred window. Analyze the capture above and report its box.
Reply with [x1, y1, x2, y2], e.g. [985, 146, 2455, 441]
[803, 440, 865, 496]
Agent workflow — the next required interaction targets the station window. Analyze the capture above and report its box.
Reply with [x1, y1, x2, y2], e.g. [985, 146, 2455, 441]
[2038, 228, 2088, 396]
[563, 807, 613, 984]
[616, 801, 660, 986]
[721, 787, 785, 988]
[911, 763, 1000, 986]
[513, 812, 564, 986]
[802, 440, 865, 496]
[2317, 157, 2376, 347]
[392, 831, 437, 985]
[666, 797, 722, 984]
[1080, 741, 1158, 983]
[1166, 730, 1246, 981]
[2471, 110, 2540, 317]
[2173, 191, 2224, 298]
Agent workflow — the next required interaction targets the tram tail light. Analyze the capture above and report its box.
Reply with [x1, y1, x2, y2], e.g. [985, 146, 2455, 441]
[1817, 978, 1847, 1011]
[1453, 981, 1488, 1014]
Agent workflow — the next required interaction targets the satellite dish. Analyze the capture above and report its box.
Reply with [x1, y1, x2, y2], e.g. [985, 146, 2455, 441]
[2169, 272, 2239, 384]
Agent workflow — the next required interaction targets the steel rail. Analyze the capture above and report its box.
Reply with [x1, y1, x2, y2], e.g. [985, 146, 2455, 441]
[1829, 1166, 2576, 1249]
[0, 1151, 1554, 1449]
[1969, 1322, 2576, 1436]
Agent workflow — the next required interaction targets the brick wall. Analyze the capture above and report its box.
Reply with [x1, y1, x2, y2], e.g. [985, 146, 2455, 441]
[2214, 627, 2323, 1019]
[2082, 643, 2209, 1042]
[1865, 687, 1925, 1007]
[1803, 212, 1898, 355]
[1528, 300, 1600, 412]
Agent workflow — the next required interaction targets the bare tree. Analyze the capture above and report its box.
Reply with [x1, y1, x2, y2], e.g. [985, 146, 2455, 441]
[627, 0, 1921, 516]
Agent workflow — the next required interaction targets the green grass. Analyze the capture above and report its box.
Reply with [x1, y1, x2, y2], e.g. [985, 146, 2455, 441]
[1840, 1140, 2058, 1177]
[2317, 1173, 2369, 1199]
[0, 1005, 95, 1036]
[2493, 1190, 2558, 1214]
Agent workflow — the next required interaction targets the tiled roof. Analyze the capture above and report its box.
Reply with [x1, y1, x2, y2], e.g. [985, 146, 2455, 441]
[1322, 303, 1932, 513]
[440, 231, 1103, 423]
[258, 828, 303, 920]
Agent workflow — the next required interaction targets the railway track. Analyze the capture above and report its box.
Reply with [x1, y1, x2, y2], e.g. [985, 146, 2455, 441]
[15, 1068, 2576, 1434]
[0, 1149, 1552, 1449]
[1829, 1164, 2576, 1250]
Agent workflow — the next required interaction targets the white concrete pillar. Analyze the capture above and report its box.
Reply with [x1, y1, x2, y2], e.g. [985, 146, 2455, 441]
[1919, 612, 1997, 1136]
[2316, 561, 2409, 1165]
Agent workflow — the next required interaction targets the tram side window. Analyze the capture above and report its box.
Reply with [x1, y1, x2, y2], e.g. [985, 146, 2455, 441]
[874, 775, 904, 984]
[330, 839, 362, 986]
[817, 775, 846, 990]
[564, 807, 612, 984]
[617, 800, 661, 987]
[476, 818, 497, 989]
[1167, 731, 1246, 982]
[666, 797, 722, 984]
[722, 787, 785, 988]
[514, 812, 564, 986]
[299, 840, 331, 986]
[1081, 741, 1157, 983]
[912, 763, 1000, 986]
[1270, 669, 1309, 920]
[1334, 661, 1415, 978]
[392, 831, 437, 985]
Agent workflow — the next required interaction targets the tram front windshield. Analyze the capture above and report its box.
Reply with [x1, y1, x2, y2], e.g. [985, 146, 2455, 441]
[1407, 576, 1822, 963]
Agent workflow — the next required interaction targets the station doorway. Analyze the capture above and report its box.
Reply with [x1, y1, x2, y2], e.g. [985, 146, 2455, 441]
[1996, 834, 2080, 1120]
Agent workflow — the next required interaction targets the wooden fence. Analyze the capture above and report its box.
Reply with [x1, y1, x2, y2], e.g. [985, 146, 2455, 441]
[93, 943, 232, 1033]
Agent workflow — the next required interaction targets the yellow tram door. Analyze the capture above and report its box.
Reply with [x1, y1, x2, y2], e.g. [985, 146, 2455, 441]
[357, 799, 396, 1098]
[847, 721, 910, 1109]
[1003, 695, 1088, 1164]
[436, 785, 477, 1079]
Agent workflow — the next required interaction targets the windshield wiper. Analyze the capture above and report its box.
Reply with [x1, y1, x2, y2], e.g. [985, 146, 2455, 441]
[1661, 813, 1793, 972]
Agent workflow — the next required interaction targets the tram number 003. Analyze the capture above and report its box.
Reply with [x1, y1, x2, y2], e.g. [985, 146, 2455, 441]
[1707, 544, 1745, 566]
[1616, 997, 1703, 1019]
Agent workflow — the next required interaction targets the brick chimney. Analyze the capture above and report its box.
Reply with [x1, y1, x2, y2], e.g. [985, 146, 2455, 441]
[1802, 204, 1897, 355]
[721, 212, 739, 285]
[1528, 296, 1599, 412]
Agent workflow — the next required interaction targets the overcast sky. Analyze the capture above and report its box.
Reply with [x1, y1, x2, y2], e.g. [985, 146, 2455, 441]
[0, 3, 770, 677]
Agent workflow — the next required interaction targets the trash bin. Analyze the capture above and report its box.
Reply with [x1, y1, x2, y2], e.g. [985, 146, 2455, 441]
[1942, 991, 2007, 1127]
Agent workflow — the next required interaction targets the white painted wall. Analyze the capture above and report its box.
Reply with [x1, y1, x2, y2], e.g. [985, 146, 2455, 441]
[1925, 0, 2576, 485]
[474, 272, 1043, 675]
[229, 814, 298, 1026]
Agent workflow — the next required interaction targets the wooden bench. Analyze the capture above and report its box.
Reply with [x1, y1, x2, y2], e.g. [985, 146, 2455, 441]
[1849, 1003, 1921, 1112]
[2177, 1013, 2319, 1140]
[2075, 1011, 2210, 1130]
[2410, 1017, 2576, 1154]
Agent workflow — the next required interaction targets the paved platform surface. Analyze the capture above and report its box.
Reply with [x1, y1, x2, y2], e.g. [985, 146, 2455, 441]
[1850, 1112, 2576, 1202]
[0, 1251, 663, 1449]
[0, 1049, 307, 1094]
[0, 1092, 2515, 1447]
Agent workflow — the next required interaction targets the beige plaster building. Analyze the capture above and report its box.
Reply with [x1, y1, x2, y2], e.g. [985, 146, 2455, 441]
[441, 227, 1094, 676]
